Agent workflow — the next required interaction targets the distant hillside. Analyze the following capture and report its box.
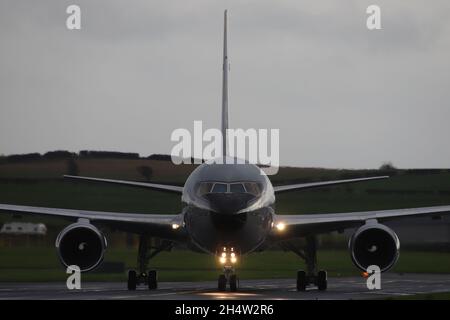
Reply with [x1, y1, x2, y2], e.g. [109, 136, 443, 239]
[1, 150, 450, 185]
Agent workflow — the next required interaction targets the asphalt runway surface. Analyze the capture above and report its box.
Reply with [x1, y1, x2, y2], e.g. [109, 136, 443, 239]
[0, 274, 449, 300]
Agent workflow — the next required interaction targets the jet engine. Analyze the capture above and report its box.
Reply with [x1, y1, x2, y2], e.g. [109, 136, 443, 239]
[55, 222, 107, 272]
[349, 223, 400, 272]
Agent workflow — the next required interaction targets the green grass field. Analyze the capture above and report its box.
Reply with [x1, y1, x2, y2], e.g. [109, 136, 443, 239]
[1, 247, 450, 282]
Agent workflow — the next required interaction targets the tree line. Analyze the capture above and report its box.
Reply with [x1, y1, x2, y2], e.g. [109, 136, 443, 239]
[0, 151, 177, 163]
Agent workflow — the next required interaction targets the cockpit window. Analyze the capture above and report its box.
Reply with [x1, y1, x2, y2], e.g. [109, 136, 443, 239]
[230, 183, 245, 193]
[243, 182, 262, 196]
[197, 182, 214, 196]
[197, 181, 262, 197]
[211, 183, 228, 193]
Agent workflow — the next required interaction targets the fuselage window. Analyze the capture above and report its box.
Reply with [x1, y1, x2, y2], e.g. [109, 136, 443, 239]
[211, 183, 228, 193]
[230, 183, 245, 193]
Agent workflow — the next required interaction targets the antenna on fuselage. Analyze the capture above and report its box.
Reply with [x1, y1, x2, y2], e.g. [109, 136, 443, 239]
[221, 10, 229, 158]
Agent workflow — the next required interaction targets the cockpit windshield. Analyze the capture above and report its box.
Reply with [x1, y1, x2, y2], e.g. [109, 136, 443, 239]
[197, 182, 214, 196]
[211, 183, 227, 193]
[197, 181, 262, 197]
[243, 182, 261, 197]
[230, 183, 245, 193]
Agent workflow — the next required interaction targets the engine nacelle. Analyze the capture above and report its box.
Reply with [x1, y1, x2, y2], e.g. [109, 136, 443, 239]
[55, 223, 107, 272]
[349, 223, 400, 272]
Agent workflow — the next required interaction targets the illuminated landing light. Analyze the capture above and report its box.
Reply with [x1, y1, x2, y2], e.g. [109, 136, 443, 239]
[275, 222, 286, 231]
[231, 256, 237, 264]
[172, 223, 180, 230]
[219, 256, 227, 264]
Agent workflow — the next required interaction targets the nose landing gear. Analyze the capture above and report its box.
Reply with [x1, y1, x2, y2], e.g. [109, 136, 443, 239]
[218, 266, 239, 292]
[216, 246, 240, 292]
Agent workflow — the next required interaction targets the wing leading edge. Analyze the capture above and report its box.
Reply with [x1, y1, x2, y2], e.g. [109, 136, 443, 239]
[64, 175, 184, 194]
[0, 203, 186, 241]
[273, 176, 389, 193]
[273, 205, 450, 239]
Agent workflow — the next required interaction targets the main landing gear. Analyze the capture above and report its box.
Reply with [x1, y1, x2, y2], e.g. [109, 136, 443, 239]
[127, 235, 173, 290]
[218, 266, 239, 292]
[296, 269, 327, 291]
[127, 269, 157, 290]
[281, 235, 327, 291]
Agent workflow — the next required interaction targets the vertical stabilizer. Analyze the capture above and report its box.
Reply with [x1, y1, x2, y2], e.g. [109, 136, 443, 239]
[221, 10, 229, 157]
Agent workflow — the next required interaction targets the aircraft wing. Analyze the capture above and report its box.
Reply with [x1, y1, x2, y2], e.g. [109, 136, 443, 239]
[272, 205, 450, 239]
[0, 203, 186, 241]
[273, 176, 389, 193]
[64, 175, 184, 194]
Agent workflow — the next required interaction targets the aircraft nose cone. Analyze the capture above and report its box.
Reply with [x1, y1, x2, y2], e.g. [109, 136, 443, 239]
[205, 193, 255, 214]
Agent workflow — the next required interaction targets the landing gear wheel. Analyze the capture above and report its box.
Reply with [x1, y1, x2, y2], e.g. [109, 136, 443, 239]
[148, 270, 158, 290]
[317, 270, 327, 291]
[127, 270, 137, 290]
[218, 274, 227, 291]
[297, 270, 306, 291]
[229, 274, 238, 292]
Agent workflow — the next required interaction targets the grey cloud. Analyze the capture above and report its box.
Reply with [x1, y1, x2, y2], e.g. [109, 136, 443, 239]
[1, 0, 449, 168]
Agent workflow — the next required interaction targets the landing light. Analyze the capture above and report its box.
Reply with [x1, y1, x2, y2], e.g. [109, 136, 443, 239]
[218, 247, 239, 265]
[172, 223, 180, 230]
[275, 222, 286, 231]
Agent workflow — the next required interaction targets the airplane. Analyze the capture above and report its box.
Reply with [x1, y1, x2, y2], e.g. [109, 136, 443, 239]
[1, 10, 450, 292]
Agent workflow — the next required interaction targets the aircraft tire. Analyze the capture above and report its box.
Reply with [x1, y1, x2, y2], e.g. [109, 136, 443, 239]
[317, 270, 327, 291]
[218, 274, 227, 291]
[229, 274, 238, 292]
[297, 270, 306, 291]
[127, 270, 137, 290]
[148, 270, 158, 290]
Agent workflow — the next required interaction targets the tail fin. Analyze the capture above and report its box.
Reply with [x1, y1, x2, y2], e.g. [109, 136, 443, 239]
[221, 10, 229, 157]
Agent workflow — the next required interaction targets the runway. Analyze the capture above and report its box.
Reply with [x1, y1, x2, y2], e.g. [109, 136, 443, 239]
[1, 273, 449, 300]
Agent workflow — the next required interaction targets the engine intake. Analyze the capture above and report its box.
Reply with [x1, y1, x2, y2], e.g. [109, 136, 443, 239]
[349, 223, 400, 272]
[55, 223, 107, 272]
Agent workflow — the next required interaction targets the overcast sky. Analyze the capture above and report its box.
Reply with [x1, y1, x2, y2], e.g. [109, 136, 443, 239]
[1, 0, 449, 169]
